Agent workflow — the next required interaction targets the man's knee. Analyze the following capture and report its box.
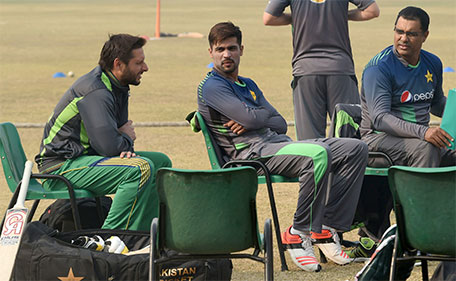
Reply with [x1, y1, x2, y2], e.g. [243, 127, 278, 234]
[346, 138, 368, 157]
[135, 151, 172, 170]
[409, 141, 441, 167]
[331, 138, 368, 165]
[123, 157, 154, 188]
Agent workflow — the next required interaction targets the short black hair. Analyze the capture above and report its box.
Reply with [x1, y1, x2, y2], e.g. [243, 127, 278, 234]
[98, 34, 146, 71]
[395, 6, 430, 32]
[208, 22, 242, 48]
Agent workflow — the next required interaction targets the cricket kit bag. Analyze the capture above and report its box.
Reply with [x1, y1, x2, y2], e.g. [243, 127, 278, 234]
[355, 224, 414, 281]
[39, 196, 113, 232]
[12, 222, 232, 281]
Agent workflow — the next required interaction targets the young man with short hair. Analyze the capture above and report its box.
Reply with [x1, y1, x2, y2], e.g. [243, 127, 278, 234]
[197, 22, 369, 272]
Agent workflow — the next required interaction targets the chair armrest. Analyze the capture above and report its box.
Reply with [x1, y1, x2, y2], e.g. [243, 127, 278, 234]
[31, 173, 82, 229]
[368, 152, 394, 168]
[223, 160, 272, 185]
[31, 173, 77, 197]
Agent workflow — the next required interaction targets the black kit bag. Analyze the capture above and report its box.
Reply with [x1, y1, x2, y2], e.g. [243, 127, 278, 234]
[39, 196, 113, 232]
[355, 224, 414, 281]
[12, 222, 232, 281]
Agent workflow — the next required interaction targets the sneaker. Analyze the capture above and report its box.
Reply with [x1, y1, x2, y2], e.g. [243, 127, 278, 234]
[281, 226, 321, 272]
[312, 227, 352, 265]
[346, 237, 376, 262]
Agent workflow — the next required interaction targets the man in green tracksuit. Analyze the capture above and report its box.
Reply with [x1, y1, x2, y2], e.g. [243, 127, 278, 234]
[35, 34, 171, 231]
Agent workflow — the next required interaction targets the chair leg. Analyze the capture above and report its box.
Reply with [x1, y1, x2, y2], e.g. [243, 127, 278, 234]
[389, 231, 400, 281]
[68, 197, 82, 230]
[250, 161, 288, 271]
[421, 259, 429, 281]
[319, 249, 328, 263]
[150, 218, 159, 281]
[95, 197, 104, 224]
[254, 181, 286, 271]
[264, 219, 274, 281]
[33, 173, 83, 230]
[223, 160, 288, 271]
[27, 200, 40, 223]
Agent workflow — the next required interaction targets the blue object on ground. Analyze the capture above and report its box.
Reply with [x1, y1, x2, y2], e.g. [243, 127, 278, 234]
[443, 67, 455, 73]
[53, 72, 66, 78]
[207, 62, 214, 68]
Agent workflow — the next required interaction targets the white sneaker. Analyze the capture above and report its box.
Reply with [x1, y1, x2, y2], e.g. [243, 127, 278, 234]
[281, 226, 321, 272]
[312, 227, 352, 265]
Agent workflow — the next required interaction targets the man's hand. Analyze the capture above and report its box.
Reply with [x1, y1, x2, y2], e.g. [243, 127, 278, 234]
[224, 120, 247, 135]
[119, 120, 136, 141]
[424, 127, 454, 148]
[120, 151, 137, 158]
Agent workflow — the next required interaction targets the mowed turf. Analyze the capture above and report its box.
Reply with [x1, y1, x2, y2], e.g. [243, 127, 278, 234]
[0, 0, 454, 280]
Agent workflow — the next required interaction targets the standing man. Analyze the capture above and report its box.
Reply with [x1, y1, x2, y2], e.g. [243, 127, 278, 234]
[198, 22, 368, 272]
[35, 34, 172, 231]
[360, 6, 455, 168]
[263, 0, 380, 140]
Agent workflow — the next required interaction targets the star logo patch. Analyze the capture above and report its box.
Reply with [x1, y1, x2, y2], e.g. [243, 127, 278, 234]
[250, 90, 257, 101]
[58, 268, 84, 281]
[425, 70, 433, 83]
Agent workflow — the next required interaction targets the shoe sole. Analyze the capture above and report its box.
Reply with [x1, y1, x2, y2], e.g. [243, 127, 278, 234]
[351, 257, 370, 263]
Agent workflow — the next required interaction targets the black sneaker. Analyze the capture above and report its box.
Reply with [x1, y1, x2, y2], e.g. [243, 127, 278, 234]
[346, 237, 376, 262]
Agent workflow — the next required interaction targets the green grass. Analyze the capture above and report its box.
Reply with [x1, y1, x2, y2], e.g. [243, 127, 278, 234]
[0, 0, 453, 279]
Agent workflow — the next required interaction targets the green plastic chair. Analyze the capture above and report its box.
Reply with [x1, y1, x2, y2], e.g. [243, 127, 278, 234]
[150, 167, 273, 280]
[187, 111, 297, 270]
[0, 122, 106, 229]
[388, 166, 456, 281]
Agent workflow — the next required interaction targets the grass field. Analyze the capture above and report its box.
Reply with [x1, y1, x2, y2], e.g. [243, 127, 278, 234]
[0, 0, 454, 280]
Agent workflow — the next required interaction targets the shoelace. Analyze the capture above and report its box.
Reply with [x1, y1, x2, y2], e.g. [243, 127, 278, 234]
[301, 235, 314, 248]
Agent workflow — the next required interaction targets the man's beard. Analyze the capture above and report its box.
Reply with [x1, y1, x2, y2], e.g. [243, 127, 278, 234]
[120, 68, 140, 86]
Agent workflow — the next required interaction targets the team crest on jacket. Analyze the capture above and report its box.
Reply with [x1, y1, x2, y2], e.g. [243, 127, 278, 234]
[250, 90, 257, 101]
[425, 70, 433, 83]
[311, 0, 326, 3]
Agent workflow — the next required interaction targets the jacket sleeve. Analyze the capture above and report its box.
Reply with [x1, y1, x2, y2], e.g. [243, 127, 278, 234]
[363, 66, 428, 139]
[430, 62, 446, 117]
[201, 79, 273, 131]
[256, 89, 288, 134]
[77, 89, 134, 156]
[264, 0, 290, 17]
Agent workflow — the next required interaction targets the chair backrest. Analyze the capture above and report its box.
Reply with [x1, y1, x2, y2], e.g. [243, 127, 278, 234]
[329, 103, 392, 169]
[195, 111, 230, 169]
[328, 103, 362, 139]
[156, 166, 260, 254]
[0, 122, 29, 191]
[388, 166, 456, 256]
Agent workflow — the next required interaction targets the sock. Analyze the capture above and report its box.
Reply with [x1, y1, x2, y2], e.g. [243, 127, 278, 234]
[290, 227, 310, 237]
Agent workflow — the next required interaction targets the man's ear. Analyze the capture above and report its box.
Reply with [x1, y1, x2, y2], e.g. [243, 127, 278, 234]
[113, 58, 125, 72]
[240, 45, 244, 56]
[422, 30, 429, 43]
[208, 47, 213, 59]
